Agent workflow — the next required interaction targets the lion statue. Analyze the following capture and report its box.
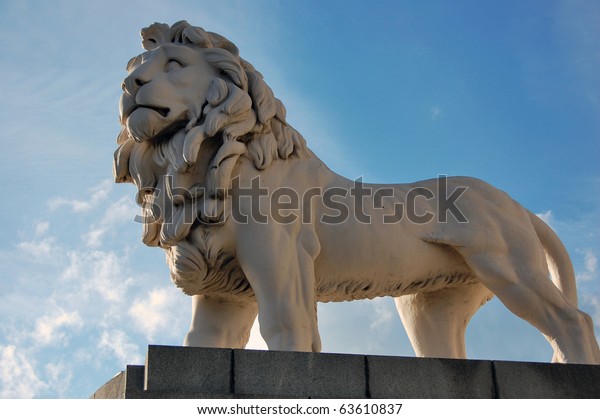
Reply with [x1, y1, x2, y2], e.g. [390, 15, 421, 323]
[114, 21, 600, 364]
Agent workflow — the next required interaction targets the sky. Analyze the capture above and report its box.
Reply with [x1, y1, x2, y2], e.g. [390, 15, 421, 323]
[0, 0, 598, 398]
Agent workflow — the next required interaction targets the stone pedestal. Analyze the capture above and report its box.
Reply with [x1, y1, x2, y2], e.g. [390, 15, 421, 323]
[91, 345, 600, 399]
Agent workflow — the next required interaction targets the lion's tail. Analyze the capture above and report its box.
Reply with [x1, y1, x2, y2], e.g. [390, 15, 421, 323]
[528, 211, 578, 307]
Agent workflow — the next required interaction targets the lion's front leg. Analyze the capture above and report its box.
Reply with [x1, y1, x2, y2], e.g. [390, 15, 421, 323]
[235, 223, 321, 352]
[184, 295, 258, 349]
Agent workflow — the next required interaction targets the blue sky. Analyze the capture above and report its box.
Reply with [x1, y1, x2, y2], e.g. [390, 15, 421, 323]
[0, 0, 598, 398]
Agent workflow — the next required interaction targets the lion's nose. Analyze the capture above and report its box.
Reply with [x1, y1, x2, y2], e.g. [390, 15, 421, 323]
[122, 74, 150, 95]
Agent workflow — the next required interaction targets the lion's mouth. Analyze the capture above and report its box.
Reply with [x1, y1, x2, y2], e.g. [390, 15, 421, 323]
[121, 102, 170, 121]
[136, 104, 170, 118]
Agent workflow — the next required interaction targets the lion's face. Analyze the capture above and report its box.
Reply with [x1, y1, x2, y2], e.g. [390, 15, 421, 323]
[120, 44, 218, 142]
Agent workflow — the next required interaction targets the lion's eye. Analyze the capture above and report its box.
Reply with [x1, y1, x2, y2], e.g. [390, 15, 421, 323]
[166, 58, 184, 72]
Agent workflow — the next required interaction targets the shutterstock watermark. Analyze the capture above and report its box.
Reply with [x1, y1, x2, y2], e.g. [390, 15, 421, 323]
[134, 175, 468, 226]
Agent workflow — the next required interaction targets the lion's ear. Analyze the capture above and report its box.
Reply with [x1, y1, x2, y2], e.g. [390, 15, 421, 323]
[141, 22, 171, 50]
[114, 136, 134, 184]
[181, 26, 212, 48]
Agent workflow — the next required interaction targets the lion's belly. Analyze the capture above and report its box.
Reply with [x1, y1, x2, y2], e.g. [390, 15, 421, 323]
[313, 222, 475, 302]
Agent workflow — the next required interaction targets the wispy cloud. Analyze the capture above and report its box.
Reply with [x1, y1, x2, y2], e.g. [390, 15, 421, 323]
[83, 228, 106, 248]
[577, 249, 598, 282]
[48, 180, 113, 213]
[0, 345, 48, 398]
[370, 298, 394, 331]
[0, 180, 176, 397]
[34, 221, 50, 236]
[16, 221, 55, 259]
[32, 310, 83, 347]
[129, 288, 182, 341]
[99, 330, 142, 366]
[61, 250, 133, 302]
[100, 195, 138, 226]
[44, 362, 72, 398]
[16, 237, 57, 259]
[82, 195, 138, 248]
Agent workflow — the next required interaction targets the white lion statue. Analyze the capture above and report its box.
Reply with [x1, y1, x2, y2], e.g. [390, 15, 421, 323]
[114, 21, 600, 364]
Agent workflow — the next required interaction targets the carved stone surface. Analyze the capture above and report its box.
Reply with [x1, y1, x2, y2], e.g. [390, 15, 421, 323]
[91, 346, 600, 399]
[114, 21, 600, 364]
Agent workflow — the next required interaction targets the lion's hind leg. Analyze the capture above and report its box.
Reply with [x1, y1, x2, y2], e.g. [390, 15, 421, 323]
[395, 283, 492, 359]
[456, 247, 600, 364]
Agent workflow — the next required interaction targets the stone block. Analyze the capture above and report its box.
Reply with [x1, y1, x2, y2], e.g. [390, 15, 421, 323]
[367, 355, 495, 398]
[233, 349, 367, 398]
[123, 365, 146, 398]
[493, 360, 600, 398]
[91, 371, 125, 399]
[144, 345, 232, 395]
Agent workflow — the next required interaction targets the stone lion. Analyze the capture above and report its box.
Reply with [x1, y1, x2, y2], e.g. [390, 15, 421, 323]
[114, 21, 600, 363]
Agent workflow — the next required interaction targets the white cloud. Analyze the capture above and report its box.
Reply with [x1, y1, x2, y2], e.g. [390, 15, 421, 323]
[48, 179, 113, 213]
[32, 310, 83, 346]
[48, 198, 93, 213]
[101, 195, 138, 226]
[34, 221, 50, 236]
[83, 227, 107, 248]
[16, 237, 56, 259]
[99, 330, 142, 366]
[584, 250, 597, 275]
[577, 249, 598, 282]
[61, 250, 133, 302]
[370, 298, 394, 331]
[0, 345, 48, 398]
[44, 362, 72, 398]
[128, 288, 181, 340]
[82, 195, 138, 248]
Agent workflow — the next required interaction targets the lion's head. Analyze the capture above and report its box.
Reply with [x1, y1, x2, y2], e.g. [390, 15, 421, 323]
[113, 21, 309, 296]
[115, 21, 308, 179]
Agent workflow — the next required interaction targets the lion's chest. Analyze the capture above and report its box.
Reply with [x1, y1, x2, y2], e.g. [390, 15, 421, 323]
[164, 224, 254, 300]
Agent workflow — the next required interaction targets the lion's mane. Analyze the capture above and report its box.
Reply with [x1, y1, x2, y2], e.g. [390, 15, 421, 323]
[113, 21, 311, 297]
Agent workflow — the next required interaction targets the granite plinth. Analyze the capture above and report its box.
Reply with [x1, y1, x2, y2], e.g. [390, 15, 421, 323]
[91, 345, 600, 399]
